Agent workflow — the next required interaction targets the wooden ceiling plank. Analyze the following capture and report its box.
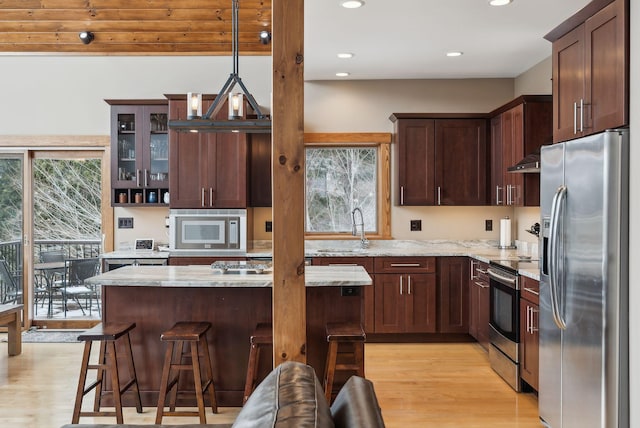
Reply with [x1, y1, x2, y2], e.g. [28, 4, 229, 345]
[0, 21, 268, 32]
[0, 9, 271, 22]
[0, 42, 270, 55]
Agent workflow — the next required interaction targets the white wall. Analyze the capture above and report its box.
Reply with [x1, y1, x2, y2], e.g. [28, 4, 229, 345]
[514, 56, 552, 97]
[0, 56, 272, 135]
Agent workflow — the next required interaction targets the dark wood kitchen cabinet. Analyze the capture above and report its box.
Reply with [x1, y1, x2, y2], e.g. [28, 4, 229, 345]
[312, 257, 374, 333]
[249, 133, 272, 207]
[390, 115, 487, 206]
[520, 276, 540, 391]
[489, 96, 552, 207]
[373, 257, 437, 333]
[545, 0, 628, 143]
[468, 259, 490, 350]
[107, 100, 169, 206]
[437, 257, 469, 333]
[167, 95, 248, 209]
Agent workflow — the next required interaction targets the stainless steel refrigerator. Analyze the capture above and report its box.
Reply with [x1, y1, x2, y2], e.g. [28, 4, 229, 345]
[539, 129, 629, 428]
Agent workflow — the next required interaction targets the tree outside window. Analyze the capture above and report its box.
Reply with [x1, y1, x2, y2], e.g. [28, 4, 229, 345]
[305, 147, 377, 233]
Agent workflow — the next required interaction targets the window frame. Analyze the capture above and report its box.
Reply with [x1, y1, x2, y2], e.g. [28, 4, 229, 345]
[303, 132, 392, 240]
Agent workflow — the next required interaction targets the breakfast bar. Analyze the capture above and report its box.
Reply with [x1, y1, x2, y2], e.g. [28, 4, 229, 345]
[86, 264, 372, 407]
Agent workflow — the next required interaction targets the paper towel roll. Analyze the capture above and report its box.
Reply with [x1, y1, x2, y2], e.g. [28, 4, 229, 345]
[500, 217, 512, 248]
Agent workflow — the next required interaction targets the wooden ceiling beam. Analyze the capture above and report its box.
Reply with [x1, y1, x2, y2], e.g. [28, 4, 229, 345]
[0, 0, 269, 9]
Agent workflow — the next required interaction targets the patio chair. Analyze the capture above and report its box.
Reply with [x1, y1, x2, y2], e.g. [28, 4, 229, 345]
[0, 258, 22, 305]
[60, 258, 100, 317]
[33, 273, 49, 316]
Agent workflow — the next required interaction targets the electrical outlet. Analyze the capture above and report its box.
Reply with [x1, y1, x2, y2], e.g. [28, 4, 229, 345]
[341, 286, 360, 297]
[265, 221, 273, 232]
[118, 217, 133, 229]
[485, 219, 493, 231]
[410, 219, 422, 231]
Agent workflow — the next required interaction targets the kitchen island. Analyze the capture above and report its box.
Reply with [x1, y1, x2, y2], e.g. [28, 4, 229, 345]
[86, 264, 372, 407]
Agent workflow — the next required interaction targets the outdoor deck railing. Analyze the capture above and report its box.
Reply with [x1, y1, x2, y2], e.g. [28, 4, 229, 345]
[0, 239, 101, 304]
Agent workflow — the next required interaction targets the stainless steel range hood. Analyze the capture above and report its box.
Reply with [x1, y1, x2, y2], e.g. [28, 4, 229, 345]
[507, 148, 542, 173]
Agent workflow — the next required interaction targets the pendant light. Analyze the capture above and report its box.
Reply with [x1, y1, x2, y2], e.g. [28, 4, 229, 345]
[169, 0, 271, 133]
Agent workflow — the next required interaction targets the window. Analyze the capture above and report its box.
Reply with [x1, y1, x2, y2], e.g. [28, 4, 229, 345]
[304, 133, 391, 239]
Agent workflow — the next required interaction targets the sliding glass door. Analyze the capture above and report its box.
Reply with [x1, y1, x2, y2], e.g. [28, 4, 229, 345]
[0, 155, 24, 312]
[32, 151, 104, 321]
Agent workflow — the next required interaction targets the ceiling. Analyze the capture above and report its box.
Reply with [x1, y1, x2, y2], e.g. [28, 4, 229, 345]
[0, 0, 592, 81]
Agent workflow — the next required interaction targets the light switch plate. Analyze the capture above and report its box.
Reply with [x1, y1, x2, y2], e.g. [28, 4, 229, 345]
[118, 217, 133, 229]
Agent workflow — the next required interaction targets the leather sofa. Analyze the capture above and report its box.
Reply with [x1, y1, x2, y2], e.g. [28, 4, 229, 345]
[61, 360, 385, 428]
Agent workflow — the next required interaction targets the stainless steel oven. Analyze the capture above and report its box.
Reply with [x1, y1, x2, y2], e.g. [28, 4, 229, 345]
[488, 262, 521, 391]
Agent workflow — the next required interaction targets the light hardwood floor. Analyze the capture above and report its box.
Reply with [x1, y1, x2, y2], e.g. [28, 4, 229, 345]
[0, 339, 541, 427]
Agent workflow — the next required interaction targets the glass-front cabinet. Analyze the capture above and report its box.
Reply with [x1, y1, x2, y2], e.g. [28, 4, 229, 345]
[107, 100, 169, 206]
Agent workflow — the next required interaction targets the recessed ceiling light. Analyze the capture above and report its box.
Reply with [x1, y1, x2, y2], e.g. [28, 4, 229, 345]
[336, 72, 351, 77]
[340, 1, 365, 9]
[337, 53, 354, 59]
[489, 0, 513, 6]
[446, 51, 463, 57]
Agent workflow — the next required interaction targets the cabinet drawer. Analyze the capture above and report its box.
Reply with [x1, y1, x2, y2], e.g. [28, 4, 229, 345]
[374, 257, 436, 274]
[471, 259, 489, 281]
[312, 257, 373, 273]
[521, 276, 539, 305]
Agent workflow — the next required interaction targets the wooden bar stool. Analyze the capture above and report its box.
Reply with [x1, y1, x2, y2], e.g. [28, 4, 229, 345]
[155, 321, 217, 424]
[323, 322, 366, 403]
[72, 322, 142, 424]
[243, 322, 273, 404]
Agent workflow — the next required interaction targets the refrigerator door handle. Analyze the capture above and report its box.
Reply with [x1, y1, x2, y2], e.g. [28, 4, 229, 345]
[549, 185, 567, 330]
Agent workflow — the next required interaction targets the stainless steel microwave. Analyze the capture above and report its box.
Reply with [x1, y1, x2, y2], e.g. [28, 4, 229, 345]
[169, 209, 247, 252]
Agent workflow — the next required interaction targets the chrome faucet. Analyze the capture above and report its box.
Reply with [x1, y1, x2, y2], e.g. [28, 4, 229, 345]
[351, 207, 369, 249]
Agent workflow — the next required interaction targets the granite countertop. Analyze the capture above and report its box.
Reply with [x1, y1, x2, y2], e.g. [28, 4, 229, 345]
[86, 264, 372, 288]
[253, 240, 540, 280]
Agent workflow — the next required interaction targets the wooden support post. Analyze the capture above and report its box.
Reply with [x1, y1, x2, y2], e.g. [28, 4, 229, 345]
[271, 0, 306, 366]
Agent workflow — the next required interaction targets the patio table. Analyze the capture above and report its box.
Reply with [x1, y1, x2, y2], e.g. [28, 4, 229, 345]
[34, 261, 65, 317]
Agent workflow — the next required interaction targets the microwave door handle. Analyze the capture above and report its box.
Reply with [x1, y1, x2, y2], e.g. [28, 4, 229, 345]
[549, 185, 567, 330]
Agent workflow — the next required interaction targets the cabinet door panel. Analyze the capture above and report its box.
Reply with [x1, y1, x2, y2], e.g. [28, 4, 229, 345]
[585, 0, 627, 133]
[207, 133, 248, 208]
[169, 101, 206, 208]
[435, 119, 487, 205]
[374, 274, 403, 333]
[552, 24, 585, 142]
[396, 119, 435, 205]
[520, 298, 539, 391]
[437, 257, 470, 333]
[490, 115, 504, 206]
[404, 273, 437, 333]
[249, 133, 272, 207]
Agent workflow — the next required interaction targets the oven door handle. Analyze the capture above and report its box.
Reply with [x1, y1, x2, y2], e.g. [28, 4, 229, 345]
[549, 185, 567, 330]
[487, 267, 517, 287]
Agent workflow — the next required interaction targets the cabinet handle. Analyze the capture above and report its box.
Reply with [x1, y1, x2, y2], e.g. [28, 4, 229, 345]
[477, 269, 488, 274]
[573, 101, 578, 134]
[437, 186, 442, 205]
[531, 307, 539, 332]
[470, 260, 478, 280]
[523, 287, 539, 296]
[496, 185, 503, 205]
[201, 188, 205, 207]
[526, 306, 531, 334]
[136, 169, 141, 187]
[474, 281, 489, 289]
[144, 169, 149, 187]
[407, 275, 411, 295]
[579, 98, 584, 132]
[506, 184, 511, 205]
[399, 276, 403, 295]
[209, 188, 214, 207]
[390, 263, 421, 267]
[400, 185, 405, 205]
